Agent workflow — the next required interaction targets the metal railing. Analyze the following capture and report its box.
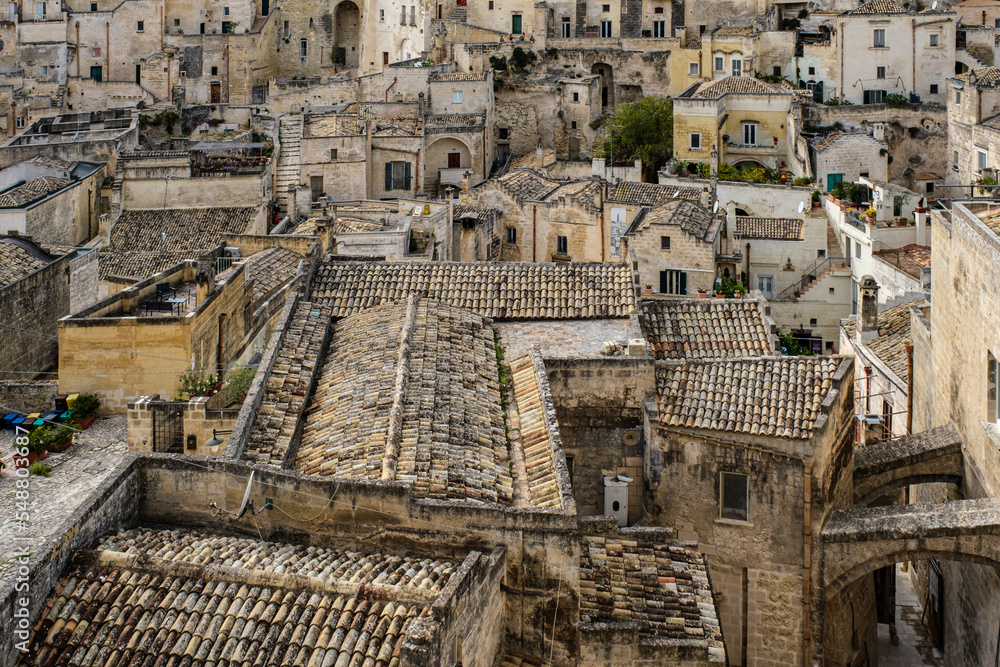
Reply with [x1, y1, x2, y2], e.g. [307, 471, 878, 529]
[775, 255, 849, 300]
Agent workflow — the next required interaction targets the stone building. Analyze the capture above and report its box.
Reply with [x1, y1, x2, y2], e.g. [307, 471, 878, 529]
[810, 130, 889, 193]
[946, 66, 1000, 186]
[871, 242, 931, 307]
[0, 109, 138, 169]
[0, 157, 104, 245]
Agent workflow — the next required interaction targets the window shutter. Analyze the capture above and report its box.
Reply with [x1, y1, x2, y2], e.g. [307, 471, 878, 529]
[403, 162, 412, 190]
[679, 272, 687, 295]
[659, 270, 668, 294]
[385, 162, 393, 191]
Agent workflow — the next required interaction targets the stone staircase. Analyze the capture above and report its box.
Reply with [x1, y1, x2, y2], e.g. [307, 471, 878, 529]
[275, 115, 302, 218]
[449, 6, 467, 21]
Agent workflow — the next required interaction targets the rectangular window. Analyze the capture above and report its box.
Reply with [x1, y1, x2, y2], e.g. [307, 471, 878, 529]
[90, 2, 97, 9]
[689, 62, 699, 76]
[659, 269, 687, 295]
[653, 20, 665, 38]
[954, 151, 959, 169]
[572, 91, 579, 102]
[557, 235, 568, 255]
[499, 128, 509, 139]
[410, 6, 415, 24]
[330, 148, 338, 160]
[224, 6, 230, 16]
[601, 20, 612, 37]
[957, 90, 962, 105]
[489, 0, 494, 8]
[506, 227, 517, 244]
[93, 47, 101, 57]
[876, 66, 886, 79]
[174, 18, 180, 26]
[808, 66, 815, 75]
[743, 122, 757, 146]
[757, 274, 774, 298]
[36, 2, 44, 19]
[40, 65, 47, 74]
[989, 353, 1000, 424]
[401, 6, 406, 24]
[452, 90, 463, 103]
[732, 59, 742, 76]
[714, 56, 724, 71]
[720, 472, 749, 521]
[137, 20, 144, 31]
[995, 17, 1000, 27]
[855, 240, 861, 258]
[512, 13, 522, 33]
[882, 398, 894, 437]
[926, 182, 935, 193]
[385, 161, 412, 191]
[655, 6, 664, 12]
[15, 116, 24, 128]
[379, 8, 384, 21]
[873, 29, 885, 47]
[383, 51, 389, 65]
[929, 33, 938, 46]
[817, 248, 826, 258]
[283, 20, 290, 38]
[979, 149, 988, 171]
[561, 17, 571, 37]
[602, 3, 610, 10]
[930, 84, 939, 94]
[300, 39, 308, 57]
[661, 236, 671, 250]
[689, 132, 701, 150]
[864, 89, 886, 104]
[571, 121, 577, 129]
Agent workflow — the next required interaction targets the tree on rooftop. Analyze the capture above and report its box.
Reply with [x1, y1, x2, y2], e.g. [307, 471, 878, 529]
[596, 96, 673, 181]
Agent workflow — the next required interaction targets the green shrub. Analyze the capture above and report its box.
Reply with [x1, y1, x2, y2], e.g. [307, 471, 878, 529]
[176, 372, 219, 401]
[222, 366, 257, 404]
[489, 55, 508, 71]
[883, 92, 909, 107]
[28, 462, 52, 477]
[509, 47, 537, 71]
[27, 425, 73, 454]
[68, 393, 100, 420]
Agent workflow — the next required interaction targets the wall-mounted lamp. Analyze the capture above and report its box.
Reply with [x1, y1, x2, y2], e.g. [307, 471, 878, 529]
[206, 428, 233, 453]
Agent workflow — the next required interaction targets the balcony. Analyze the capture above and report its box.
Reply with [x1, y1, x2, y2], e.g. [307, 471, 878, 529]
[438, 167, 469, 188]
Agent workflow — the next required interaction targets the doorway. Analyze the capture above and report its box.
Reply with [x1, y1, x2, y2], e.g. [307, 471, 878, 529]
[135, 64, 141, 85]
[210, 81, 221, 103]
[447, 152, 461, 169]
[512, 14, 522, 34]
[310, 175, 324, 201]
[90, 66, 103, 82]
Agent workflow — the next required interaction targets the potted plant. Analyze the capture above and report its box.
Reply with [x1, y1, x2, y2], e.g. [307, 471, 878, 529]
[697, 288, 709, 298]
[865, 208, 877, 224]
[894, 217, 908, 227]
[68, 393, 100, 429]
[811, 190, 821, 208]
[642, 284, 654, 295]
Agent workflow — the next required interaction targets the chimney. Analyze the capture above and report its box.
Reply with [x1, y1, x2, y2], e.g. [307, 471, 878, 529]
[709, 145, 719, 211]
[914, 206, 928, 245]
[460, 171, 471, 203]
[859, 275, 880, 342]
[535, 143, 544, 170]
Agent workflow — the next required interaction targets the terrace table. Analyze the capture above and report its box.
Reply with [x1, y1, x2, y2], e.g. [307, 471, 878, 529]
[162, 296, 188, 315]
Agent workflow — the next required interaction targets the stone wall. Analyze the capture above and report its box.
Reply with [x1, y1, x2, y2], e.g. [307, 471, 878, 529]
[822, 574, 879, 665]
[0, 379, 57, 413]
[69, 248, 100, 313]
[0, 253, 71, 380]
[127, 395, 241, 455]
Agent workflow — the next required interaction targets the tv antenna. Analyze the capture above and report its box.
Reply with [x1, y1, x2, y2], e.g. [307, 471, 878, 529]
[210, 471, 273, 518]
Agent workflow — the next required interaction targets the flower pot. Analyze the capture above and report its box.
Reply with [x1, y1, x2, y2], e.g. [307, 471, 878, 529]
[642, 288, 653, 295]
[812, 201, 820, 208]
[715, 293, 725, 298]
[77, 415, 96, 430]
[697, 292, 709, 298]
[14, 452, 37, 469]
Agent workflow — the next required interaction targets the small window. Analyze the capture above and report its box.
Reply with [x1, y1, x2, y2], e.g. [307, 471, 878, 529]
[926, 182, 935, 193]
[15, 116, 25, 128]
[489, 0, 494, 8]
[810, 318, 818, 326]
[855, 241, 861, 259]
[283, 20, 290, 38]
[93, 47, 101, 57]
[565, 455, 575, 484]
[330, 148, 338, 160]
[979, 149, 988, 172]
[653, 19, 666, 37]
[211, 66, 218, 75]
[40, 65, 48, 74]
[773, 66, 782, 77]
[720, 472, 749, 521]
[954, 151, 960, 168]
[499, 128, 509, 140]
[825, 341, 834, 350]
[829, 287, 836, 294]
[690, 132, 701, 149]
[930, 84, 939, 94]
[732, 59, 742, 76]
[989, 352, 1000, 424]
[876, 66, 886, 79]
[174, 18, 180, 26]
[600, 20, 612, 37]
[224, 6, 230, 16]
[561, 17, 571, 37]
[873, 28, 885, 47]
[386, 161, 411, 191]
[300, 39, 308, 57]
[452, 90, 463, 104]
[90, 2, 97, 10]
[995, 17, 1000, 28]
[714, 56, 724, 71]
[379, 8, 384, 21]
[137, 20, 144, 32]
[929, 33, 938, 46]
[742, 122, 757, 146]
[572, 91, 579, 102]
[661, 236, 671, 250]
[817, 248, 826, 258]
[506, 227, 517, 244]
[557, 235, 568, 255]
[957, 90, 962, 105]
[602, 3, 610, 11]
[655, 6, 664, 12]
[571, 121, 577, 129]
[689, 62, 699, 76]
[808, 66, 815, 75]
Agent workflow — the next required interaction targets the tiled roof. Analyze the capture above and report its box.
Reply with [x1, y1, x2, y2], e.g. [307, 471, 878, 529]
[306, 113, 362, 136]
[735, 216, 803, 240]
[27, 526, 456, 667]
[309, 261, 636, 320]
[579, 532, 725, 661]
[244, 247, 303, 305]
[334, 216, 384, 233]
[606, 181, 701, 205]
[510, 353, 563, 508]
[545, 179, 603, 210]
[656, 358, 840, 438]
[843, 0, 908, 13]
[631, 199, 715, 241]
[110, 207, 257, 252]
[813, 131, 844, 151]
[97, 250, 193, 280]
[872, 243, 930, 279]
[372, 118, 419, 137]
[842, 301, 923, 382]
[430, 72, 488, 81]
[296, 299, 515, 505]
[978, 208, 1000, 237]
[714, 26, 754, 35]
[0, 239, 48, 286]
[498, 169, 561, 201]
[692, 76, 786, 98]
[639, 298, 775, 360]
[453, 203, 500, 222]
[0, 176, 72, 208]
[245, 301, 332, 467]
[954, 66, 1000, 85]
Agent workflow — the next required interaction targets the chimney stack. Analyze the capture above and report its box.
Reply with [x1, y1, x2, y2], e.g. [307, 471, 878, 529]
[915, 206, 928, 246]
[535, 143, 544, 170]
[859, 275, 880, 342]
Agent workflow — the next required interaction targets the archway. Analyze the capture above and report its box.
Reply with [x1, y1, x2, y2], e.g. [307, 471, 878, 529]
[425, 136, 473, 196]
[591, 63, 614, 111]
[955, 61, 970, 76]
[334, 1, 360, 69]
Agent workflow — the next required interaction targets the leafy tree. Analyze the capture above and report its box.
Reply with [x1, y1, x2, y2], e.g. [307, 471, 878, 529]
[508, 47, 537, 71]
[596, 96, 673, 180]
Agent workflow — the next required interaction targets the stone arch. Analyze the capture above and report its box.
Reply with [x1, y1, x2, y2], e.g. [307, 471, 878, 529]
[955, 60, 970, 76]
[591, 63, 614, 110]
[852, 424, 964, 506]
[334, 1, 360, 69]
[731, 159, 767, 169]
[425, 136, 474, 195]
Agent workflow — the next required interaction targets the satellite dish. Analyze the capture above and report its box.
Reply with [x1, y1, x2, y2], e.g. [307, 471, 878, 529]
[209, 470, 273, 518]
[797, 201, 805, 214]
[238, 471, 256, 516]
[713, 200, 720, 213]
[932, 1, 937, 9]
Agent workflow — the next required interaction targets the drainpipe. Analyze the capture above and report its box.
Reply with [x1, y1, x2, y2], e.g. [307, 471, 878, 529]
[217, 313, 227, 377]
[160, 5, 163, 50]
[904, 341, 913, 434]
[75, 21, 80, 78]
[105, 22, 110, 75]
[414, 148, 420, 196]
[599, 212, 605, 262]
[912, 19, 916, 97]
[532, 205, 537, 262]
[225, 40, 230, 103]
[839, 22, 844, 101]
[802, 464, 813, 666]
[384, 76, 398, 102]
[744, 242, 750, 287]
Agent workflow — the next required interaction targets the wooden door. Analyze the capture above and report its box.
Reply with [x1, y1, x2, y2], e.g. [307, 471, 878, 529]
[210, 82, 221, 103]
[447, 152, 461, 169]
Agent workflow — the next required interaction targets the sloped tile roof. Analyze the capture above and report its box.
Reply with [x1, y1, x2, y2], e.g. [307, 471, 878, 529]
[714, 26, 754, 35]
[735, 216, 803, 240]
[632, 199, 715, 240]
[954, 66, 1000, 85]
[639, 299, 775, 360]
[244, 247, 303, 305]
[0, 176, 72, 208]
[498, 169, 561, 201]
[0, 239, 49, 286]
[510, 353, 564, 508]
[27, 526, 457, 667]
[245, 301, 332, 467]
[579, 532, 725, 660]
[656, 357, 839, 438]
[295, 299, 516, 506]
[309, 261, 636, 320]
[692, 76, 787, 98]
[872, 243, 930, 280]
[453, 203, 500, 222]
[813, 131, 844, 151]
[842, 301, 923, 382]
[545, 179, 603, 210]
[110, 207, 257, 253]
[372, 118, 419, 136]
[843, 0, 908, 14]
[606, 181, 701, 205]
[430, 72, 488, 81]
[334, 216, 385, 233]
[97, 250, 194, 280]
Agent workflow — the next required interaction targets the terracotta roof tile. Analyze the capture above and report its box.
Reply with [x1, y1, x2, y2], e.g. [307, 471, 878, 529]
[735, 216, 803, 240]
[692, 76, 788, 98]
[243, 247, 303, 306]
[639, 298, 775, 360]
[631, 199, 715, 240]
[498, 169, 561, 201]
[334, 216, 385, 233]
[606, 181, 702, 205]
[843, 0, 908, 14]
[0, 239, 49, 286]
[579, 531, 725, 660]
[309, 260, 636, 320]
[97, 250, 193, 280]
[842, 301, 923, 382]
[954, 66, 1000, 85]
[510, 353, 565, 509]
[656, 357, 840, 438]
[872, 243, 930, 280]
[0, 176, 73, 208]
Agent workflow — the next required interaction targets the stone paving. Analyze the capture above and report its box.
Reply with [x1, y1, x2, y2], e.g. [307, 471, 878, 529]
[877, 564, 944, 666]
[0, 415, 128, 583]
